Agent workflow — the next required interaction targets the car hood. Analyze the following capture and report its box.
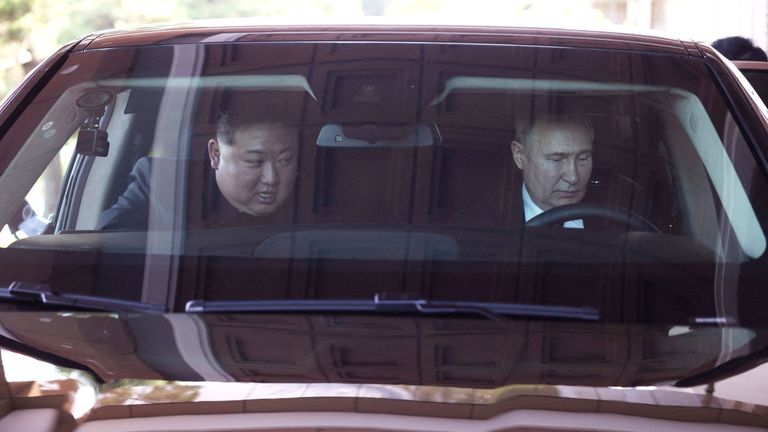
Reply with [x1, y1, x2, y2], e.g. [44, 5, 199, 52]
[0, 311, 762, 388]
[2, 311, 768, 430]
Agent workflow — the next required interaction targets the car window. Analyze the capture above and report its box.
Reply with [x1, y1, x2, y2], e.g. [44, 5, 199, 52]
[742, 69, 768, 103]
[0, 42, 766, 328]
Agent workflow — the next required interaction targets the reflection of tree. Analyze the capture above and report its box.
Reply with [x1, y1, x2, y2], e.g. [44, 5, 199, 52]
[361, 384, 560, 404]
[361, 0, 392, 15]
[0, 0, 370, 100]
[360, 384, 477, 403]
[409, 385, 477, 402]
[96, 380, 201, 407]
[493, 384, 559, 402]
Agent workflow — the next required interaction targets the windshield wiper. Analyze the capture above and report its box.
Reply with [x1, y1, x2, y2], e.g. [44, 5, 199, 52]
[185, 295, 599, 321]
[676, 343, 768, 387]
[0, 281, 166, 313]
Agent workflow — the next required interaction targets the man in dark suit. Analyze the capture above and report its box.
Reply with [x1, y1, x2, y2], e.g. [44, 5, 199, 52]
[98, 109, 299, 231]
[510, 115, 593, 228]
[97, 156, 155, 230]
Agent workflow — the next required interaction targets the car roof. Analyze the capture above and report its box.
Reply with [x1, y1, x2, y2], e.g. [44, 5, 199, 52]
[734, 60, 768, 71]
[75, 22, 698, 56]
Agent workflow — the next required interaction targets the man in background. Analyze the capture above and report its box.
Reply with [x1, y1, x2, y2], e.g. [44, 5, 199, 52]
[712, 36, 767, 61]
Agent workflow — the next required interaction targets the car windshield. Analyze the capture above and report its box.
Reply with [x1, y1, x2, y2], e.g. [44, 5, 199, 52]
[0, 41, 767, 334]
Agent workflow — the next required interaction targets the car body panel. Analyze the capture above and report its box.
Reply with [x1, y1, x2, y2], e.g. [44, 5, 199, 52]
[0, 311, 737, 387]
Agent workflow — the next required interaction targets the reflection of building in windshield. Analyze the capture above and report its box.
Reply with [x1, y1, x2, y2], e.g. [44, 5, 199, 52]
[0, 315, 766, 423]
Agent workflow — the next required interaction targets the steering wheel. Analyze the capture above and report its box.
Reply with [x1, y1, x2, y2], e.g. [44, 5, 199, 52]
[525, 203, 662, 233]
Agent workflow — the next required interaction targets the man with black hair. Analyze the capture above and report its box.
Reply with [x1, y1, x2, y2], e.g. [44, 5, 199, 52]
[97, 108, 299, 231]
[712, 36, 768, 61]
[207, 112, 298, 219]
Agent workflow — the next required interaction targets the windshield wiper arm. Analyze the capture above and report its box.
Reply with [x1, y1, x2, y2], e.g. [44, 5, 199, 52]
[0, 281, 166, 313]
[676, 343, 768, 387]
[185, 296, 599, 321]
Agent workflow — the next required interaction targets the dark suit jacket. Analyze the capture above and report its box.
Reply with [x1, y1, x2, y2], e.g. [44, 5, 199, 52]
[98, 157, 157, 231]
[98, 156, 293, 230]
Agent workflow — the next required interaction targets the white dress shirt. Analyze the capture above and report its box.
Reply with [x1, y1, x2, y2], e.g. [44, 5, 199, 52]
[522, 184, 584, 229]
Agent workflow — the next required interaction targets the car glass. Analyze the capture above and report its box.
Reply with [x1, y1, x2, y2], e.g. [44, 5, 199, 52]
[0, 42, 765, 335]
[743, 70, 768, 103]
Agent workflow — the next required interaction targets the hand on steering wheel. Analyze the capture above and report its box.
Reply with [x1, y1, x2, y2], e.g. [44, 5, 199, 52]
[525, 203, 661, 233]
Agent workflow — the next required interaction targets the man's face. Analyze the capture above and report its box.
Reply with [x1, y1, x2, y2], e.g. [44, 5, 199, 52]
[512, 122, 593, 211]
[208, 124, 298, 217]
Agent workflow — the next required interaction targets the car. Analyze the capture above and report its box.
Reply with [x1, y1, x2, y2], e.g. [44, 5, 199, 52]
[734, 60, 768, 104]
[0, 22, 766, 431]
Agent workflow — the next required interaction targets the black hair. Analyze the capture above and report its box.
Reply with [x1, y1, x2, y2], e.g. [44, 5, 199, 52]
[214, 90, 304, 145]
[712, 36, 768, 61]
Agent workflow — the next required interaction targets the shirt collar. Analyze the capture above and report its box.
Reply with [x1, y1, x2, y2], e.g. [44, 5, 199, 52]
[522, 184, 543, 222]
[521, 184, 584, 229]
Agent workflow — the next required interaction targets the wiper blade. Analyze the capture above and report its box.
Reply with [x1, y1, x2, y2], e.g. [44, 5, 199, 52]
[676, 343, 768, 387]
[0, 281, 166, 313]
[185, 296, 599, 321]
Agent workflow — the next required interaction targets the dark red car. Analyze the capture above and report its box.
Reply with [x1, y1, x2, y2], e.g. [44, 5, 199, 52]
[0, 23, 766, 431]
